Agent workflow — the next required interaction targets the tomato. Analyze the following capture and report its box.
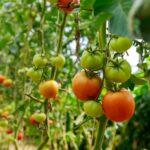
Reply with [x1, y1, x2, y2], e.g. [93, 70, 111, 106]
[105, 59, 131, 83]
[33, 54, 47, 68]
[83, 101, 103, 117]
[0, 120, 8, 127]
[72, 70, 102, 101]
[0, 75, 6, 84]
[57, 0, 79, 13]
[102, 89, 135, 122]
[17, 132, 23, 141]
[80, 51, 105, 71]
[29, 115, 38, 125]
[26, 68, 42, 83]
[6, 129, 13, 135]
[39, 80, 59, 99]
[51, 54, 66, 69]
[3, 79, 13, 88]
[110, 37, 132, 53]
[32, 113, 46, 123]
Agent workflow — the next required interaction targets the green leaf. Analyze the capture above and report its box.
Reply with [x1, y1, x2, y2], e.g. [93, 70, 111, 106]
[80, 0, 96, 10]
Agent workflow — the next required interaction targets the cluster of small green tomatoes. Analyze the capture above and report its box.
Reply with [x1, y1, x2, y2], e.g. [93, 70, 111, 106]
[72, 37, 135, 122]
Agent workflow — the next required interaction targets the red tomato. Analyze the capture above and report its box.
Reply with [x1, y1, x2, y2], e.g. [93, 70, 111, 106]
[72, 70, 102, 101]
[17, 132, 23, 141]
[39, 80, 59, 99]
[6, 129, 13, 135]
[0, 75, 6, 84]
[57, 0, 79, 13]
[29, 116, 38, 125]
[102, 89, 135, 122]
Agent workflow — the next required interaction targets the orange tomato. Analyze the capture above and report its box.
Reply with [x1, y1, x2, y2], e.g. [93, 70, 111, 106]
[0, 75, 6, 84]
[57, 0, 79, 13]
[39, 80, 59, 99]
[102, 89, 135, 122]
[29, 116, 38, 125]
[17, 132, 23, 140]
[72, 70, 102, 101]
[3, 79, 13, 88]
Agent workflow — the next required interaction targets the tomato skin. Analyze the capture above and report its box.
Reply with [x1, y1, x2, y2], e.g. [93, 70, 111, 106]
[33, 113, 46, 123]
[105, 59, 131, 83]
[72, 70, 102, 101]
[57, 0, 79, 13]
[110, 37, 132, 53]
[83, 101, 103, 117]
[29, 116, 38, 125]
[80, 51, 105, 71]
[0, 75, 6, 84]
[6, 129, 13, 135]
[33, 54, 47, 68]
[39, 80, 59, 99]
[51, 54, 66, 69]
[102, 89, 135, 122]
[17, 132, 23, 141]
[3, 79, 13, 88]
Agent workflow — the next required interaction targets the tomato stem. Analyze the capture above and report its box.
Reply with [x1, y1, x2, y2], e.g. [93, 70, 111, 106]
[94, 116, 108, 150]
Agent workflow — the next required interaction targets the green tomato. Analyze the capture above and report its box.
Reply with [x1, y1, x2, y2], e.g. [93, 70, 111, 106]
[80, 51, 105, 71]
[33, 54, 47, 68]
[83, 101, 103, 117]
[0, 120, 8, 127]
[110, 37, 132, 53]
[33, 113, 46, 123]
[51, 54, 65, 69]
[26, 68, 42, 83]
[105, 59, 131, 83]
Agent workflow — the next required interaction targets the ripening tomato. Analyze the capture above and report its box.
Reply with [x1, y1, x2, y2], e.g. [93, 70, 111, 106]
[29, 115, 38, 125]
[39, 80, 59, 99]
[105, 59, 131, 83]
[3, 79, 13, 88]
[6, 129, 13, 135]
[83, 101, 103, 117]
[80, 50, 105, 71]
[32, 113, 46, 123]
[57, 0, 80, 13]
[0, 75, 6, 84]
[102, 89, 135, 122]
[110, 37, 132, 53]
[72, 70, 102, 101]
[17, 132, 23, 141]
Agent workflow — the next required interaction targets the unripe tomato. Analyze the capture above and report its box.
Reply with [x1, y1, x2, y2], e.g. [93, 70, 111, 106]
[3, 79, 13, 88]
[72, 70, 102, 101]
[110, 37, 132, 53]
[51, 54, 66, 69]
[83, 101, 103, 117]
[33, 54, 47, 68]
[26, 68, 42, 83]
[105, 59, 131, 83]
[39, 80, 59, 99]
[17, 132, 23, 141]
[6, 129, 13, 135]
[0, 75, 6, 84]
[0, 120, 8, 127]
[29, 115, 38, 125]
[32, 113, 46, 123]
[57, 0, 80, 13]
[102, 89, 135, 122]
[80, 51, 105, 71]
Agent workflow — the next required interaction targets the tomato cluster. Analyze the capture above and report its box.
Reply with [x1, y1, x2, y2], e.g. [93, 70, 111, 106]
[0, 75, 13, 88]
[72, 37, 135, 122]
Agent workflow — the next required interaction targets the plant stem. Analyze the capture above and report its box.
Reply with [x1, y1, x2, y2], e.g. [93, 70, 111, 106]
[56, 13, 67, 55]
[94, 116, 108, 150]
[37, 136, 49, 150]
